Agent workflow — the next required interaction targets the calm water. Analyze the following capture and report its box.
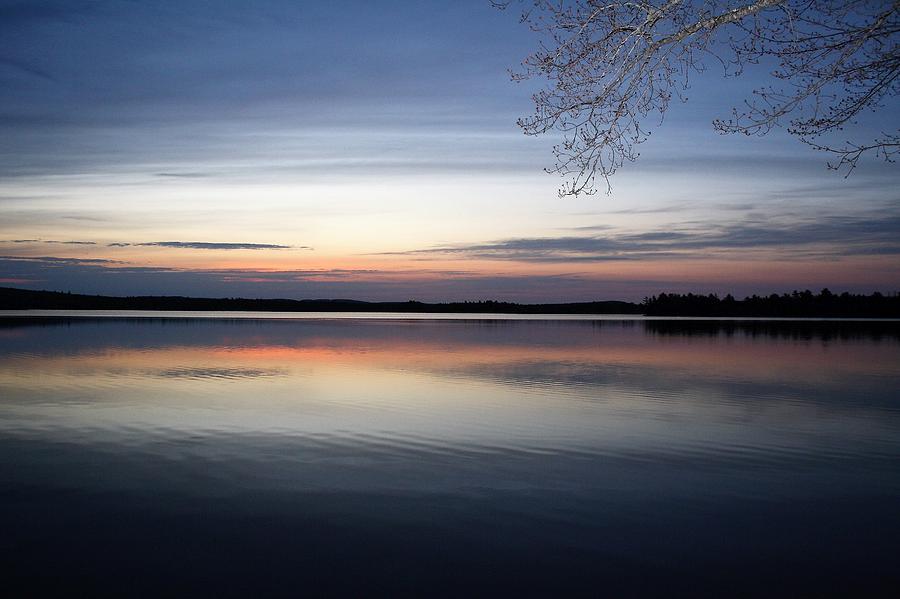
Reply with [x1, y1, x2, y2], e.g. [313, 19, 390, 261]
[1, 315, 899, 597]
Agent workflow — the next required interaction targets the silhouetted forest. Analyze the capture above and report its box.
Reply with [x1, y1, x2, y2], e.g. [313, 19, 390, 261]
[1, 286, 897, 317]
[0, 287, 640, 314]
[642, 289, 900, 318]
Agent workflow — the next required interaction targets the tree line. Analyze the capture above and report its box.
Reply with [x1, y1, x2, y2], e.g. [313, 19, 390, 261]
[2, 286, 899, 317]
[642, 289, 900, 317]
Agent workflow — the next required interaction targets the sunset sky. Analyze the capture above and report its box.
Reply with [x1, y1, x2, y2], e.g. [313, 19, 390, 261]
[2, 0, 898, 302]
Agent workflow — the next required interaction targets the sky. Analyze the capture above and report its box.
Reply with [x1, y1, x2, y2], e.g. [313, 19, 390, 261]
[1, 0, 898, 302]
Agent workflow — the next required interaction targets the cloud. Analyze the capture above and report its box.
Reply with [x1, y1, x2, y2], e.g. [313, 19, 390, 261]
[0, 255, 123, 265]
[0, 0, 546, 187]
[575, 204, 693, 217]
[2, 239, 95, 245]
[113, 241, 303, 250]
[386, 214, 900, 263]
[0, 257, 475, 283]
[0, 257, 610, 302]
[154, 172, 210, 178]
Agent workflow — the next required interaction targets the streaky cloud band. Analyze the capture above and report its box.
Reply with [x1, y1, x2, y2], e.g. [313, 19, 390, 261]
[115, 242, 305, 250]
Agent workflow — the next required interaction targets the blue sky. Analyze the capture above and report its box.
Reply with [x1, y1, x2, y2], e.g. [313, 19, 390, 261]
[1, 0, 898, 301]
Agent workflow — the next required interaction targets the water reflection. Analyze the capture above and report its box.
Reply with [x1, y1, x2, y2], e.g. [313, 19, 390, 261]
[1, 317, 899, 596]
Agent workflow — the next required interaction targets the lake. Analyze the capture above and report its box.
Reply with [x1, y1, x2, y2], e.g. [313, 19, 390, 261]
[1, 314, 899, 597]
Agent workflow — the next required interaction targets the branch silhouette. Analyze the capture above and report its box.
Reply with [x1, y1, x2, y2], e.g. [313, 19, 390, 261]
[497, 1, 899, 195]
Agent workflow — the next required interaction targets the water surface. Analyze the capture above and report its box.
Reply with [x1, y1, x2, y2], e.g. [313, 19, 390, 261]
[2, 316, 898, 596]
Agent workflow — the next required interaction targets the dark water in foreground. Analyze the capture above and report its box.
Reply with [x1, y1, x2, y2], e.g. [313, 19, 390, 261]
[1, 316, 899, 597]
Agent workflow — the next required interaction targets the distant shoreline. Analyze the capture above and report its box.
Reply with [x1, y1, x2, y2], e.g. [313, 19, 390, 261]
[1, 286, 898, 318]
[0, 286, 640, 315]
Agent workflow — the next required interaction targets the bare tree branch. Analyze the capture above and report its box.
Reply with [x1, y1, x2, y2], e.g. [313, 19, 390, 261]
[499, 0, 899, 196]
